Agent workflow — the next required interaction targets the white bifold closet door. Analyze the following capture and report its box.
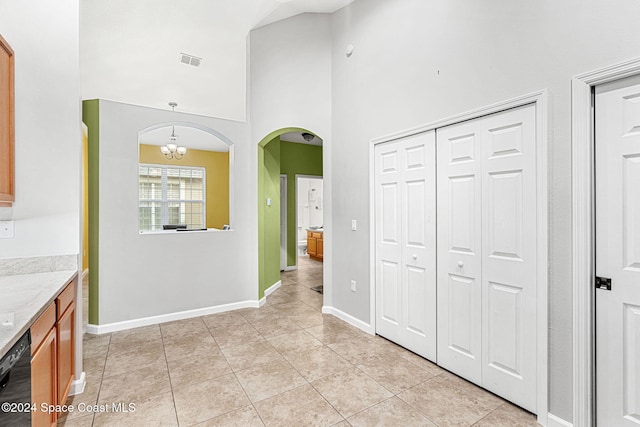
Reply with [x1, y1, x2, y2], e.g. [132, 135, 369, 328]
[374, 131, 437, 361]
[436, 104, 537, 412]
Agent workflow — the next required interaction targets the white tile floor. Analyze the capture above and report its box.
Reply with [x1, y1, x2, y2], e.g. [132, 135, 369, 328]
[60, 256, 539, 426]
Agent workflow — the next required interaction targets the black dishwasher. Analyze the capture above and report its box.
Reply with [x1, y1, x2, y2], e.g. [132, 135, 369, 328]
[0, 331, 31, 426]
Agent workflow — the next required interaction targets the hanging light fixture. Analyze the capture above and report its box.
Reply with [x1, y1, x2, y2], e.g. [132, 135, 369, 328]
[160, 102, 187, 160]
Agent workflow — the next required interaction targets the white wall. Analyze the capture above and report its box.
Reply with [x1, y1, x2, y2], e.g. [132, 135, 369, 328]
[96, 100, 256, 325]
[249, 0, 640, 422]
[0, 0, 81, 259]
[249, 13, 333, 141]
[327, 0, 640, 422]
[249, 11, 333, 305]
[81, 0, 258, 121]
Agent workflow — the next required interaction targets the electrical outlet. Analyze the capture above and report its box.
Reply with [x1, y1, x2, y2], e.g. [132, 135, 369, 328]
[351, 220, 357, 231]
[0, 312, 15, 327]
[350, 280, 356, 292]
[0, 221, 14, 239]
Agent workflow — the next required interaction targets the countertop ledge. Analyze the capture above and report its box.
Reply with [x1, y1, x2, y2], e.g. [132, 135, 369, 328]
[0, 270, 77, 358]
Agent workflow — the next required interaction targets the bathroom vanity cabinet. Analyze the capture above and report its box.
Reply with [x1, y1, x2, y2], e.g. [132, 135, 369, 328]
[307, 230, 323, 261]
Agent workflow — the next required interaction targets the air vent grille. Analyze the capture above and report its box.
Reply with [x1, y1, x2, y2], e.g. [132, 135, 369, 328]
[179, 53, 203, 67]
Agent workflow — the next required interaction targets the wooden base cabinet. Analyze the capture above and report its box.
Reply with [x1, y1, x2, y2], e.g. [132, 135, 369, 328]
[30, 274, 77, 427]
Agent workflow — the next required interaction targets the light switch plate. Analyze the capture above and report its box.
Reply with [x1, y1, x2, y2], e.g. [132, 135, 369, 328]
[351, 220, 357, 231]
[0, 220, 14, 239]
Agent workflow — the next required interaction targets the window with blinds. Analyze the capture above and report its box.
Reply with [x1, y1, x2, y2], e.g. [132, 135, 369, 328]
[139, 164, 205, 231]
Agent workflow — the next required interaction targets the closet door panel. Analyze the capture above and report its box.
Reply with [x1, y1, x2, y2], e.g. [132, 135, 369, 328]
[437, 120, 483, 384]
[405, 179, 428, 336]
[375, 131, 437, 361]
[401, 133, 436, 359]
[481, 104, 537, 412]
[376, 145, 402, 339]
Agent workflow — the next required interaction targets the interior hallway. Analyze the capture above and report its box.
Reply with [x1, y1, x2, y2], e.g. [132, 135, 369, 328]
[62, 257, 539, 426]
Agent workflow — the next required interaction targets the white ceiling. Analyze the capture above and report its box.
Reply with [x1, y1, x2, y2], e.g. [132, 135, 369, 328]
[280, 131, 323, 146]
[80, 0, 355, 120]
[254, 0, 356, 28]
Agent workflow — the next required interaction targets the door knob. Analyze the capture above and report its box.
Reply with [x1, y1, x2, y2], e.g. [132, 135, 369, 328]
[412, 254, 418, 260]
[457, 261, 464, 268]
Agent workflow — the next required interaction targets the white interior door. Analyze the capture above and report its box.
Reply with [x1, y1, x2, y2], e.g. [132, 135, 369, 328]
[595, 75, 640, 427]
[437, 104, 537, 411]
[374, 131, 437, 360]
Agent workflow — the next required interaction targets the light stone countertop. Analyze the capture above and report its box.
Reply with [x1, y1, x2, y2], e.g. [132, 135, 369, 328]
[0, 270, 77, 358]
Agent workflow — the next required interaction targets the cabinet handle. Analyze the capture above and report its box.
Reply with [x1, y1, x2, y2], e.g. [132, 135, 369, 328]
[457, 261, 464, 268]
[412, 254, 418, 260]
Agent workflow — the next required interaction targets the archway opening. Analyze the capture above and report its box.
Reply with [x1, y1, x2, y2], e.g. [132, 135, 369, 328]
[258, 127, 323, 300]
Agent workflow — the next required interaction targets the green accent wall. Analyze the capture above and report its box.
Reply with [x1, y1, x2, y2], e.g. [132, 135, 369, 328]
[258, 138, 281, 298]
[82, 99, 100, 325]
[280, 141, 323, 266]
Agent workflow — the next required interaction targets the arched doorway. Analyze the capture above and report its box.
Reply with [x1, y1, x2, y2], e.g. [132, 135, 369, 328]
[257, 127, 324, 300]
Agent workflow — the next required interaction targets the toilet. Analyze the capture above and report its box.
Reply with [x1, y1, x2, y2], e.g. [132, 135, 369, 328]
[297, 240, 307, 256]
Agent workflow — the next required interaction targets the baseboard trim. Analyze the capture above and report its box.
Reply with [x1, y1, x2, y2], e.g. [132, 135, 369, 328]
[322, 306, 375, 335]
[265, 280, 281, 297]
[283, 266, 297, 271]
[547, 413, 572, 427]
[69, 372, 86, 396]
[86, 300, 261, 334]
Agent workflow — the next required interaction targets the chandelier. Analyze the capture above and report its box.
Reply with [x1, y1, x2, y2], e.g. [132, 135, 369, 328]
[160, 102, 187, 160]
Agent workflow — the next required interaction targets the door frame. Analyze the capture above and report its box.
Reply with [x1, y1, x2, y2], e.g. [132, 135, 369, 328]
[295, 174, 324, 268]
[369, 89, 549, 424]
[280, 174, 287, 271]
[572, 57, 640, 427]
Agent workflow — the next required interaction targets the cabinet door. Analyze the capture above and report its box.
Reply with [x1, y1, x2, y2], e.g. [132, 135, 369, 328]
[57, 301, 75, 405]
[317, 238, 323, 259]
[308, 236, 317, 256]
[32, 328, 57, 427]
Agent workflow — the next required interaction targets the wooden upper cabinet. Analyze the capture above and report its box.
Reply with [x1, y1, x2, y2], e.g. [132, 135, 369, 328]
[0, 33, 15, 207]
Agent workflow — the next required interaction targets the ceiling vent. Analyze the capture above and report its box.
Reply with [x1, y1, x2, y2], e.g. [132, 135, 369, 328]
[179, 53, 202, 67]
